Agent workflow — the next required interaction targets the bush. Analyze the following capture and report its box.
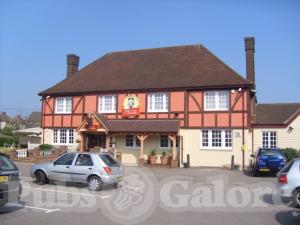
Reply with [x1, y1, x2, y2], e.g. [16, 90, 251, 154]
[0, 137, 18, 147]
[283, 148, 300, 162]
[150, 149, 157, 156]
[162, 151, 167, 157]
[2, 127, 13, 136]
[39, 144, 53, 151]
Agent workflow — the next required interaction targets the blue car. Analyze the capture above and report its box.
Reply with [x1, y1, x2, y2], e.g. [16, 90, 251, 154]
[250, 148, 286, 176]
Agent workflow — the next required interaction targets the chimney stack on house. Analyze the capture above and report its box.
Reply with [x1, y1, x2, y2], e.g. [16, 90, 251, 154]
[67, 54, 80, 78]
[244, 37, 256, 122]
[244, 37, 255, 87]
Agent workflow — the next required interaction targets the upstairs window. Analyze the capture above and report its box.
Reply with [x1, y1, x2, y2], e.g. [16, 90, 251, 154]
[99, 95, 116, 113]
[204, 91, 229, 111]
[148, 93, 168, 112]
[262, 131, 277, 148]
[55, 97, 72, 113]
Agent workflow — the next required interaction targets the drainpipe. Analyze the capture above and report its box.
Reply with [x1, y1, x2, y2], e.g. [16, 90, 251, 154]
[242, 89, 245, 171]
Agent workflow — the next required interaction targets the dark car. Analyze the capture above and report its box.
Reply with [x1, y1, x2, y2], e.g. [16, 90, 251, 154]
[0, 153, 22, 208]
[250, 148, 286, 176]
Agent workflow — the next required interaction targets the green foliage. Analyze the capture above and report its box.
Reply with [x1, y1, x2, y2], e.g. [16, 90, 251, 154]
[150, 149, 157, 156]
[39, 144, 53, 151]
[2, 127, 13, 136]
[162, 151, 167, 157]
[0, 137, 18, 147]
[283, 148, 300, 162]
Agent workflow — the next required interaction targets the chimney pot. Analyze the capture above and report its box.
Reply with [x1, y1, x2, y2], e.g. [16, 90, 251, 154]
[67, 54, 80, 78]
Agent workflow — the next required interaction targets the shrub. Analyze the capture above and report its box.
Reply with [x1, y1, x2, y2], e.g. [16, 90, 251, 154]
[150, 149, 157, 156]
[162, 151, 167, 157]
[39, 144, 53, 151]
[0, 137, 18, 147]
[2, 127, 13, 136]
[283, 148, 300, 162]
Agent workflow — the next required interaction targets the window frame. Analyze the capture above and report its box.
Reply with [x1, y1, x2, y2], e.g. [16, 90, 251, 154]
[124, 135, 141, 149]
[262, 131, 277, 148]
[55, 97, 72, 114]
[52, 129, 75, 145]
[159, 135, 179, 149]
[98, 95, 117, 113]
[147, 93, 169, 113]
[204, 91, 229, 111]
[201, 130, 232, 150]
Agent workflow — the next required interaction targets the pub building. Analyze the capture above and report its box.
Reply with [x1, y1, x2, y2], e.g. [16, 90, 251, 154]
[39, 37, 257, 168]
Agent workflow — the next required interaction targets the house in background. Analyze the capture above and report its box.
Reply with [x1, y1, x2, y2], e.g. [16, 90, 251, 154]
[38, 37, 300, 168]
[0, 112, 12, 129]
[25, 111, 41, 128]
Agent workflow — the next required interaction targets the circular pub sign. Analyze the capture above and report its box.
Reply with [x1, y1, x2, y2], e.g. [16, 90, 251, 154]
[122, 94, 140, 119]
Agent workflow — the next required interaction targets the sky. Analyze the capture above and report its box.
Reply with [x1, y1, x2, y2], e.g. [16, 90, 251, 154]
[0, 0, 300, 117]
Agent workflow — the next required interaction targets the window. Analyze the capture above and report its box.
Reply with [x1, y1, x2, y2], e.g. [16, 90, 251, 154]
[53, 129, 74, 145]
[262, 131, 277, 148]
[100, 154, 119, 167]
[54, 153, 76, 166]
[55, 97, 72, 113]
[99, 95, 116, 113]
[204, 91, 229, 111]
[125, 135, 140, 148]
[201, 130, 232, 149]
[148, 93, 168, 112]
[160, 135, 179, 148]
[75, 154, 93, 166]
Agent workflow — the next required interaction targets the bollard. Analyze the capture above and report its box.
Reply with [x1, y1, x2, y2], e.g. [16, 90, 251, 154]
[231, 155, 234, 170]
[187, 154, 190, 168]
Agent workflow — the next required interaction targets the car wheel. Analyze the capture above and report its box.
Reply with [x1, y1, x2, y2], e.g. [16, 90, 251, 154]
[292, 189, 300, 208]
[88, 176, 103, 191]
[35, 170, 47, 185]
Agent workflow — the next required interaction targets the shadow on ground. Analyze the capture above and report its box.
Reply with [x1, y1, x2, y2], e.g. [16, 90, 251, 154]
[275, 210, 300, 225]
[0, 201, 25, 214]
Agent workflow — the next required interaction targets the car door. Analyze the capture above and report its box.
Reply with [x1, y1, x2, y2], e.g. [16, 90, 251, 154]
[50, 153, 76, 181]
[71, 154, 95, 183]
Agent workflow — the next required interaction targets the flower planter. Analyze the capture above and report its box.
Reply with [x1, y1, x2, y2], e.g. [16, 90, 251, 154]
[149, 156, 157, 164]
[161, 156, 169, 165]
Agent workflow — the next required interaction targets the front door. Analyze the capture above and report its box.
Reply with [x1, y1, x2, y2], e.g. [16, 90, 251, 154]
[87, 134, 106, 149]
[50, 153, 76, 181]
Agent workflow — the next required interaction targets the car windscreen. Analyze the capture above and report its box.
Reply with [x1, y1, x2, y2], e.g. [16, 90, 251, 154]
[259, 149, 284, 157]
[0, 155, 18, 171]
[100, 154, 119, 167]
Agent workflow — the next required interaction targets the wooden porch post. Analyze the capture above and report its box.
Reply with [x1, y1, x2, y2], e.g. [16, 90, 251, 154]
[137, 134, 149, 166]
[169, 134, 179, 168]
[105, 134, 110, 149]
[80, 133, 84, 152]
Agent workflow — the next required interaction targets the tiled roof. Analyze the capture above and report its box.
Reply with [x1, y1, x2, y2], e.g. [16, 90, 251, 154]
[39, 45, 250, 95]
[254, 103, 300, 125]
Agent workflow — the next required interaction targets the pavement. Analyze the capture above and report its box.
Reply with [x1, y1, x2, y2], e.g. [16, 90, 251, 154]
[0, 162, 299, 225]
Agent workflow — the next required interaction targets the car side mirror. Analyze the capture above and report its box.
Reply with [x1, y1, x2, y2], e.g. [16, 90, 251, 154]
[250, 154, 255, 158]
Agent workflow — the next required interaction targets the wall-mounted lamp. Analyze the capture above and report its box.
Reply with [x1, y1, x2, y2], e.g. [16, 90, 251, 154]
[288, 126, 294, 132]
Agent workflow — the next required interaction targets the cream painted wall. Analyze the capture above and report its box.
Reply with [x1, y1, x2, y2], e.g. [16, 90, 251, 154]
[43, 128, 79, 151]
[114, 134, 174, 165]
[253, 115, 300, 151]
[179, 129, 253, 168]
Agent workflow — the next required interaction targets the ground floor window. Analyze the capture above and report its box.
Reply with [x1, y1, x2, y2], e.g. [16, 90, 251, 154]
[262, 131, 277, 148]
[159, 135, 179, 148]
[125, 135, 141, 148]
[53, 129, 74, 145]
[201, 130, 232, 149]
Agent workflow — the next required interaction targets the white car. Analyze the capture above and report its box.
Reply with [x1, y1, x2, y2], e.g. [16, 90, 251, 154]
[277, 158, 300, 207]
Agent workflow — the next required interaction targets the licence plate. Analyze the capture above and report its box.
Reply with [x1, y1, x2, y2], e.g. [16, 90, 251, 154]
[259, 168, 270, 172]
[116, 176, 124, 182]
[0, 176, 8, 182]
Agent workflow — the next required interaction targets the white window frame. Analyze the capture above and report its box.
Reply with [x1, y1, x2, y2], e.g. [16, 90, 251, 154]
[201, 130, 232, 150]
[55, 97, 72, 114]
[98, 95, 116, 113]
[262, 131, 277, 148]
[147, 93, 169, 112]
[204, 91, 229, 111]
[125, 135, 141, 149]
[53, 129, 74, 145]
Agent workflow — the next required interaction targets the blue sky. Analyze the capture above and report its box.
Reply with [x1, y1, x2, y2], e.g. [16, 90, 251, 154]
[1, 0, 300, 116]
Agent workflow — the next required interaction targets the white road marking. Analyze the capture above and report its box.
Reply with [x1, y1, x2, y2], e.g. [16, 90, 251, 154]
[24, 205, 61, 214]
[21, 176, 32, 180]
[23, 186, 111, 199]
[122, 185, 141, 190]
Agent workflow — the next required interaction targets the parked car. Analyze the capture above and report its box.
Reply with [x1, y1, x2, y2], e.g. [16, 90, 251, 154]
[0, 153, 22, 208]
[250, 148, 286, 176]
[30, 152, 124, 191]
[276, 158, 300, 208]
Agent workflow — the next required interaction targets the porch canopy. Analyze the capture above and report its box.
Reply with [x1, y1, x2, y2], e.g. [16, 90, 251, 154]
[77, 113, 180, 163]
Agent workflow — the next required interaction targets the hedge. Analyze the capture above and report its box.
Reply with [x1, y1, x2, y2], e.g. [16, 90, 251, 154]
[283, 148, 300, 162]
[0, 137, 18, 147]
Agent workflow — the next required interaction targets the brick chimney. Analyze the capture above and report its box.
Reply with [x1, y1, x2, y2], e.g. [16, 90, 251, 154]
[67, 54, 80, 78]
[244, 37, 255, 87]
[244, 37, 256, 122]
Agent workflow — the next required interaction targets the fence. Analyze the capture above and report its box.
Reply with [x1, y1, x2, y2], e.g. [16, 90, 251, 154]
[16, 149, 28, 158]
